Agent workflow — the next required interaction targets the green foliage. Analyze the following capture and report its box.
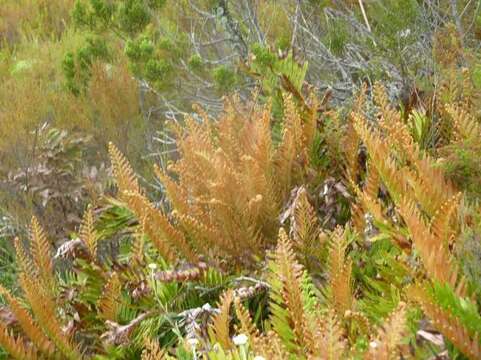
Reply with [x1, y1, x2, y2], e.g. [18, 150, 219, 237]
[213, 65, 238, 92]
[63, 35, 110, 93]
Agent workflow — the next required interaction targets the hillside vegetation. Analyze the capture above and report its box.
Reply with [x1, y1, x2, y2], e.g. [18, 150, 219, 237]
[1, 1, 481, 359]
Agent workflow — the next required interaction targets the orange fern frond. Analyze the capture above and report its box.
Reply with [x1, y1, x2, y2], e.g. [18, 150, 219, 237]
[98, 272, 122, 321]
[291, 187, 319, 256]
[328, 227, 353, 315]
[0, 322, 38, 360]
[271, 229, 317, 355]
[132, 213, 147, 264]
[108, 142, 141, 194]
[315, 310, 347, 360]
[353, 115, 407, 203]
[19, 273, 81, 360]
[29, 217, 54, 289]
[80, 205, 97, 259]
[176, 213, 229, 257]
[398, 197, 459, 288]
[233, 297, 259, 344]
[255, 330, 290, 359]
[408, 155, 456, 217]
[141, 338, 168, 360]
[365, 302, 407, 360]
[14, 237, 37, 279]
[409, 285, 481, 360]
[209, 290, 234, 350]
[0, 285, 54, 356]
[123, 191, 197, 263]
[445, 102, 480, 141]
[154, 164, 190, 215]
[430, 192, 462, 245]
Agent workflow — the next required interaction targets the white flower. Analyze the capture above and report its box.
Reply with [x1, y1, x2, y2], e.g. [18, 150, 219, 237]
[232, 334, 248, 346]
[148, 263, 158, 270]
[253, 356, 266, 360]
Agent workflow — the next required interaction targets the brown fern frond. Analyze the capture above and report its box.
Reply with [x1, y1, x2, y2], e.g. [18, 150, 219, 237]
[98, 272, 122, 321]
[274, 229, 317, 354]
[209, 290, 234, 349]
[29, 217, 54, 289]
[315, 310, 347, 360]
[80, 205, 97, 260]
[365, 165, 380, 201]
[19, 273, 81, 360]
[132, 213, 147, 265]
[398, 196, 462, 289]
[274, 94, 306, 197]
[291, 187, 319, 256]
[409, 285, 481, 360]
[430, 192, 462, 245]
[365, 302, 407, 360]
[350, 201, 366, 234]
[343, 87, 366, 182]
[343, 119, 360, 183]
[328, 227, 353, 315]
[351, 164, 383, 233]
[123, 191, 197, 263]
[353, 115, 407, 203]
[256, 331, 290, 359]
[14, 237, 37, 279]
[445, 102, 480, 141]
[176, 213, 228, 257]
[0, 285, 54, 356]
[108, 142, 140, 194]
[373, 84, 398, 124]
[233, 297, 260, 348]
[154, 164, 190, 215]
[408, 156, 456, 217]
[141, 338, 168, 360]
[0, 322, 38, 360]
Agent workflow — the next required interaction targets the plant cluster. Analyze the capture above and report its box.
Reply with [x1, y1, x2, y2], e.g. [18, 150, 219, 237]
[1, 1, 481, 360]
[1, 72, 481, 358]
